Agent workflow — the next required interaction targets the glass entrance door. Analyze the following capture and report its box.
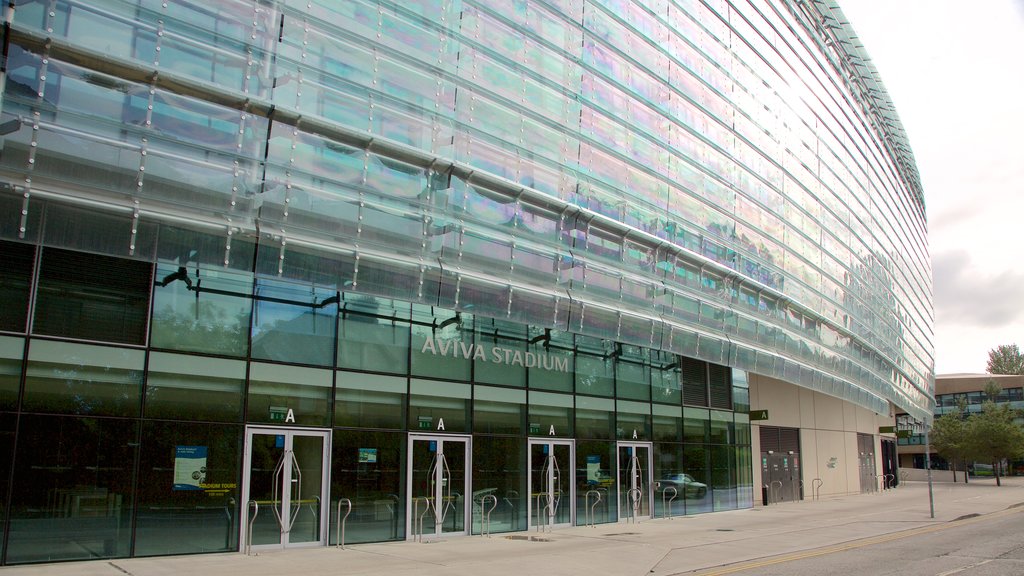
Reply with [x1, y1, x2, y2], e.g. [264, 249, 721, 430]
[407, 435, 470, 539]
[528, 439, 574, 529]
[242, 428, 330, 549]
[617, 442, 652, 521]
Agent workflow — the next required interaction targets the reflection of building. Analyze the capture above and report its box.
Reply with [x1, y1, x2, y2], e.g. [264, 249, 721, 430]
[0, 0, 931, 566]
[898, 374, 1024, 472]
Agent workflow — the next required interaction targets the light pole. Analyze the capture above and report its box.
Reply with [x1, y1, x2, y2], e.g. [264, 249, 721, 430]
[923, 420, 935, 519]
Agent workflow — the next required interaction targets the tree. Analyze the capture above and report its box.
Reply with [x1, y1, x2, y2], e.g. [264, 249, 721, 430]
[929, 398, 970, 483]
[987, 344, 1024, 375]
[965, 401, 1024, 486]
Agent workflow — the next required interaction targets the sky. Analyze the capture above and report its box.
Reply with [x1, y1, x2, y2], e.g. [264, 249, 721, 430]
[836, 0, 1024, 375]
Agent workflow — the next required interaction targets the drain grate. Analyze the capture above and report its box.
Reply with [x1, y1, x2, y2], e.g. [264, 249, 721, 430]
[505, 535, 552, 542]
[716, 528, 735, 532]
[602, 532, 641, 536]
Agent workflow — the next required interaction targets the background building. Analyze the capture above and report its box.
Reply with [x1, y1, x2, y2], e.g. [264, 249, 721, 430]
[0, 0, 932, 565]
[898, 374, 1024, 474]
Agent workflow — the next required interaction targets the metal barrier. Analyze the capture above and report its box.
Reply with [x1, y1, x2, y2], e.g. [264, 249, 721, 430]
[413, 497, 432, 542]
[535, 493, 554, 533]
[627, 488, 642, 523]
[245, 500, 258, 556]
[769, 480, 782, 504]
[584, 490, 602, 527]
[885, 473, 896, 489]
[874, 474, 885, 493]
[811, 478, 823, 501]
[797, 480, 804, 502]
[480, 494, 497, 537]
[900, 469, 910, 482]
[662, 487, 677, 519]
[335, 498, 352, 549]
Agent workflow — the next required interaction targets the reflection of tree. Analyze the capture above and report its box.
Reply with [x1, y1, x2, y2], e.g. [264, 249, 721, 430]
[152, 306, 249, 356]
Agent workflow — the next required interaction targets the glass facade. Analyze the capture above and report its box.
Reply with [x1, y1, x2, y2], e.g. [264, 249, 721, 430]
[0, 0, 931, 565]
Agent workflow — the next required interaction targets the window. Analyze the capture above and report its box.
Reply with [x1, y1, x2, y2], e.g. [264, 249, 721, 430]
[33, 247, 151, 345]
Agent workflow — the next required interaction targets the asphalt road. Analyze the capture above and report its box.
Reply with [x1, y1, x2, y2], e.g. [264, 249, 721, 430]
[687, 505, 1024, 576]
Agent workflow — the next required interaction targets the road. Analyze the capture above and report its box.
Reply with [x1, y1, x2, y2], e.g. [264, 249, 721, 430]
[686, 506, 1024, 576]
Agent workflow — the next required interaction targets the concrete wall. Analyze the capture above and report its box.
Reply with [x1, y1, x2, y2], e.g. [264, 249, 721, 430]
[750, 374, 897, 499]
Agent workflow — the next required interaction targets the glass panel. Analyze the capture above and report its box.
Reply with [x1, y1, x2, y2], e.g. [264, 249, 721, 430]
[683, 443, 712, 514]
[575, 440, 616, 525]
[247, 433, 285, 546]
[290, 435, 325, 544]
[251, 278, 337, 367]
[472, 436, 526, 535]
[552, 443, 572, 525]
[683, 407, 710, 443]
[330, 430, 405, 544]
[473, 386, 525, 435]
[151, 262, 253, 357]
[652, 404, 682, 442]
[616, 400, 652, 440]
[0, 412, 14, 562]
[530, 443, 547, 529]
[575, 396, 614, 439]
[0, 336, 24, 410]
[33, 248, 151, 345]
[711, 444, 736, 511]
[335, 372, 407, 430]
[0, 240, 33, 332]
[408, 380, 470, 433]
[338, 307, 411, 375]
[528, 391, 573, 438]
[6, 415, 137, 564]
[410, 307, 472, 380]
[134, 421, 242, 556]
[145, 352, 245, 422]
[616, 358, 650, 401]
[247, 363, 333, 427]
[473, 318, 527, 387]
[575, 353, 614, 397]
[23, 341, 144, 417]
[526, 328, 574, 393]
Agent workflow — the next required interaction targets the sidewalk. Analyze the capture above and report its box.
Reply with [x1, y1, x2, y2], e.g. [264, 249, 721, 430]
[6, 478, 1024, 576]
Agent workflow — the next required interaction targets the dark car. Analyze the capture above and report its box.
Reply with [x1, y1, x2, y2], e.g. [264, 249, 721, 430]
[658, 473, 707, 499]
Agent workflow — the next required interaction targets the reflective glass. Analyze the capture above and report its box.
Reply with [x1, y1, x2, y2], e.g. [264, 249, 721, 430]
[0, 336, 24, 410]
[575, 396, 614, 439]
[6, 415, 137, 564]
[682, 443, 712, 514]
[151, 262, 253, 357]
[473, 386, 526, 436]
[335, 372, 407, 430]
[23, 341, 144, 417]
[408, 379, 470, 433]
[134, 421, 242, 556]
[145, 352, 245, 422]
[575, 440, 617, 524]
[330, 429, 405, 543]
[247, 363, 333, 427]
[33, 248, 151, 345]
[410, 307, 472, 381]
[0, 240, 33, 332]
[527, 391, 574, 438]
[251, 278, 337, 367]
[472, 436, 527, 535]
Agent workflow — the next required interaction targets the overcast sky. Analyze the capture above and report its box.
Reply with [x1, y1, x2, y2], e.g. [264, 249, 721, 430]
[836, 0, 1024, 376]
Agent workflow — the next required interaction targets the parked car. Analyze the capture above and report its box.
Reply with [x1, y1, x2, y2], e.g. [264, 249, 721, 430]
[658, 473, 707, 499]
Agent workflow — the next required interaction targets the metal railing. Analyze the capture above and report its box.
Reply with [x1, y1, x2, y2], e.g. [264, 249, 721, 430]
[479, 494, 497, 538]
[584, 490, 602, 527]
[535, 493, 553, 533]
[413, 497, 432, 543]
[769, 480, 783, 503]
[885, 473, 896, 489]
[811, 478, 823, 500]
[626, 488, 642, 523]
[245, 500, 258, 556]
[661, 486, 678, 519]
[335, 498, 352, 549]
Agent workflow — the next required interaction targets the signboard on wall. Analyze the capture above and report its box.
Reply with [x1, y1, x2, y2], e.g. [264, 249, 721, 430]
[173, 446, 208, 491]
